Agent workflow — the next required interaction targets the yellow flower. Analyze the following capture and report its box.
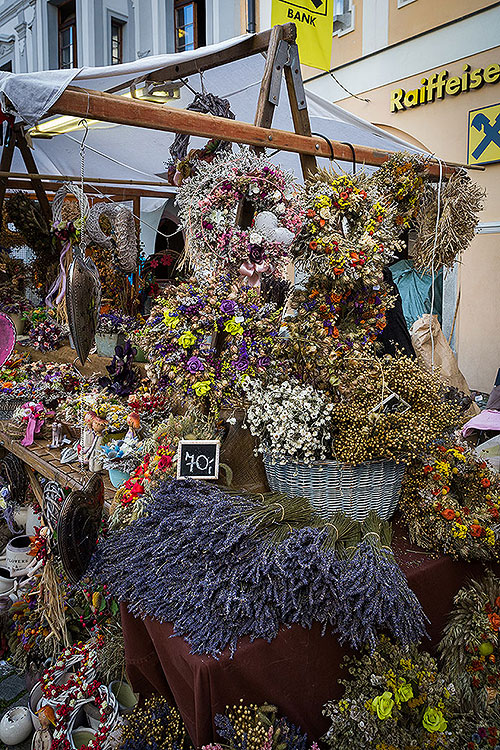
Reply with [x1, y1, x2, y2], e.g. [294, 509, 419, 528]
[422, 707, 447, 733]
[224, 318, 244, 336]
[192, 380, 211, 396]
[163, 310, 179, 329]
[451, 522, 467, 539]
[395, 680, 413, 704]
[178, 331, 196, 349]
[372, 692, 394, 720]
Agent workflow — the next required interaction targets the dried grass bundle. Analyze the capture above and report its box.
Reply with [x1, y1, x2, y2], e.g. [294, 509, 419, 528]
[413, 173, 486, 272]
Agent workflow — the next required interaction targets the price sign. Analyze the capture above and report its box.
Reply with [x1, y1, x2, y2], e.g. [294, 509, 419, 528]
[176, 440, 220, 480]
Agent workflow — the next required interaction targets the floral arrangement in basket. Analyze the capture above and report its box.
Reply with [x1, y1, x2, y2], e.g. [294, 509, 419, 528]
[400, 441, 500, 560]
[291, 169, 402, 284]
[176, 150, 303, 281]
[0, 293, 33, 316]
[100, 437, 143, 475]
[439, 572, 500, 715]
[134, 277, 283, 414]
[118, 696, 189, 750]
[97, 311, 142, 335]
[322, 635, 457, 750]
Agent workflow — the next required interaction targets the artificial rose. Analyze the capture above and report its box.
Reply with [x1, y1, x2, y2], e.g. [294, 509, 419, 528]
[441, 508, 455, 520]
[224, 318, 244, 336]
[470, 524, 483, 538]
[488, 613, 500, 631]
[395, 681, 413, 703]
[220, 299, 236, 315]
[186, 356, 205, 374]
[178, 331, 197, 349]
[192, 380, 211, 396]
[249, 244, 265, 263]
[163, 310, 179, 329]
[372, 691, 394, 720]
[234, 356, 249, 372]
[257, 355, 271, 369]
[422, 707, 447, 733]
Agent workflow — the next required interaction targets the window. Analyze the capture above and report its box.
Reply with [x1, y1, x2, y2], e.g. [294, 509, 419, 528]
[333, 0, 354, 35]
[58, 0, 77, 69]
[0, 61, 12, 72]
[397, 0, 417, 6]
[174, 1, 205, 52]
[111, 19, 123, 65]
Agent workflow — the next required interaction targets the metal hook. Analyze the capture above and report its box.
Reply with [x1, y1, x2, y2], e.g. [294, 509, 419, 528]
[341, 141, 357, 174]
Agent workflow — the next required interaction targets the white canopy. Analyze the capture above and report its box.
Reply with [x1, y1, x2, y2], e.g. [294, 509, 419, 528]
[0, 33, 425, 202]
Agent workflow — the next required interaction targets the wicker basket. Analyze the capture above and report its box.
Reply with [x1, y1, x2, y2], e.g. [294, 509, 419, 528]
[262, 453, 405, 521]
[0, 396, 24, 421]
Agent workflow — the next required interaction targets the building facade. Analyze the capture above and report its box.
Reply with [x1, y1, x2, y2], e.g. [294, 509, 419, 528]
[0, 0, 243, 73]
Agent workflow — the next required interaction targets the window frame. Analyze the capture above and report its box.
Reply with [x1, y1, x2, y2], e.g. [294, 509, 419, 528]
[397, 0, 417, 7]
[110, 17, 124, 65]
[333, 0, 355, 37]
[174, 0, 198, 53]
[58, 0, 77, 70]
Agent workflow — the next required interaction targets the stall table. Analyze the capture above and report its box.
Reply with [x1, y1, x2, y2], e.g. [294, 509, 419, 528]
[121, 524, 494, 748]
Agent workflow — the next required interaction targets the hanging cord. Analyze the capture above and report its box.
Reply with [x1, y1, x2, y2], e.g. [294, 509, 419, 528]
[78, 119, 89, 257]
[328, 72, 371, 103]
[340, 142, 356, 174]
[428, 155, 444, 372]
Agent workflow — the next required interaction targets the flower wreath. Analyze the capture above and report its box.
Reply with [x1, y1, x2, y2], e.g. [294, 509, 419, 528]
[41, 639, 98, 704]
[439, 572, 500, 715]
[176, 150, 303, 281]
[292, 169, 402, 285]
[51, 682, 118, 750]
[134, 277, 283, 413]
[400, 442, 500, 561]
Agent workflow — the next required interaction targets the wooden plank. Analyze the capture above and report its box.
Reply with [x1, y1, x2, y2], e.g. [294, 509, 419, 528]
[105, 24, 297, 93]
[5, 180, 173, 200]
[283, 50, 317, 180]
[254, 24, 286, 131]
[50, 86, 463, 178]
[0, 171, 172, 188]
[0, 134, 16, 215]
[14, 128, 53, 228]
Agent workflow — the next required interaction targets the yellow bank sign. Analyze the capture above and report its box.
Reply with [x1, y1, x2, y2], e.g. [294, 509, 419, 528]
[271, 0, 334, 71]
[468, 103, 500, 166]
[390, 63, 500, 113]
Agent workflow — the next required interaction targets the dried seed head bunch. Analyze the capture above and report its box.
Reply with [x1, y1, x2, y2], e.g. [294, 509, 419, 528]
[400, 441, 500, 561]
[292, 168, 403, 285]
[413, 172, 486, 272]
[203, 700, 320, 750]
[119, 696, 189, 750]
[91, 478, 426, 656]
[327, 353, 463, 464]
[176, 149, 304, 279]
[322, 635, 458, 750]
[368, 152, 426, 230]
[134, 276, 283, 416]
[439, 572, 500, 716]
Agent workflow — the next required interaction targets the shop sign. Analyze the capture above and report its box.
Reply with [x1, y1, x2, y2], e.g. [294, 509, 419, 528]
[271, 0, 334, 71]
[177, 439, 220, 480]
[468, 102, 500, 165]
[390, 63, 500, 113]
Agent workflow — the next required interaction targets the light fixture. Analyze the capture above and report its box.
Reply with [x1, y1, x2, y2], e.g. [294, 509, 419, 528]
[29, 115, 100, 138]
[130, 79, 183, 103]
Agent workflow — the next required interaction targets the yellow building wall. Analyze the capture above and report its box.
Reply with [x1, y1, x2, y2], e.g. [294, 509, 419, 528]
[334, 47, 500, 392]
[388, 0, 494, 47]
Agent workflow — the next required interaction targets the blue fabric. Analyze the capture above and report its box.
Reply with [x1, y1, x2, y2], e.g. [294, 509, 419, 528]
[389, 259, 442, 328]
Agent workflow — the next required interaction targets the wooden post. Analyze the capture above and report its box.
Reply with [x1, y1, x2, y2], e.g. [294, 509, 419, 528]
[14, 127, 53, 229]
[0, 134, 16, 216]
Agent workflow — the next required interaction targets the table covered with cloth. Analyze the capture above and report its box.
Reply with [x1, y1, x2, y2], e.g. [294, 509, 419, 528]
[120, 524, 490, 748]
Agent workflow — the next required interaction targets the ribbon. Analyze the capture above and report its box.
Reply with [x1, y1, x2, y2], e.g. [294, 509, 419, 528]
[238, 260, 269, 287]
[45, 239, 71, 308]
[21, 415, 43, 447]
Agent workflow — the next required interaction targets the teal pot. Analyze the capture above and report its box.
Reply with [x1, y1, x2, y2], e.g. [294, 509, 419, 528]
[109, 680, 138, 715]
[71, 728, 96, 749]
[108, 468, 131, 488]
[95, 332, 125, 358]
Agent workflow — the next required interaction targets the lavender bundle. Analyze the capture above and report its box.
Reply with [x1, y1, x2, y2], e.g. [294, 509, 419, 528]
[335, 512, 428, 651]
[90, 480, 425, 657]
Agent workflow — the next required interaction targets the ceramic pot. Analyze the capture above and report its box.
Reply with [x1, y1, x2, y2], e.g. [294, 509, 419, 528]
[7, 313, 24, 336]
[6, 535, 32, 576]
[26, 506, 43, 537]
[108, 468, 130, 488]
[0, 706, 32, 745]
[83, 702, 101, 730]
[29, 681, 44, 731]
[71, 728, 96, 749]
[0, 566, 13, 594]
[95, 332, 125, 358]
[109, 680, 138, 714]
[13, 506, 28, 531]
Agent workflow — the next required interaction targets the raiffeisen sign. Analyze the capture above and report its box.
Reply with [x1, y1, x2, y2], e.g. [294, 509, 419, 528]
[390, 63, 500, 113]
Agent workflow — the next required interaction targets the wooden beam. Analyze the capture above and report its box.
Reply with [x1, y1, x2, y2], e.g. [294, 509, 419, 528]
[5, 179, 173, 200]
[284, 47, 317, 179]
[0, 170, 174, 188]
[49, 86, 466, 178]
[0, 134, 16, 215]
[254, 24, 287, 131]
[105, 24, 297, 93]
[14, 127, 53, 228]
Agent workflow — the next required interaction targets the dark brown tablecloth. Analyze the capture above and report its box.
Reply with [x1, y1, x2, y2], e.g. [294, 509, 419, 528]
[121, 524, 491, 748]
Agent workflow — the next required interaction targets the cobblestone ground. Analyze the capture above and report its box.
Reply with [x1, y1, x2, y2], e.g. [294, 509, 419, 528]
[0, 662, 31, 750]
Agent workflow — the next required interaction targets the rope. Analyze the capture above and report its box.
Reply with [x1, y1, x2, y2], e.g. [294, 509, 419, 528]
[428, 155, 444, 372]
[168, 91, 235, 165]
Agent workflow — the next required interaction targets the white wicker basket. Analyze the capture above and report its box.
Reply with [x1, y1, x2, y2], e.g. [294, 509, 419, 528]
[262, 453, 405, 521]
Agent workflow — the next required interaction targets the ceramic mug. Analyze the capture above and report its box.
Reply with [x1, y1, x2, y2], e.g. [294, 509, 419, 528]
[71, 727, 96, 749]
[5, 536, 32, 576]
[0, 566, 13, 594]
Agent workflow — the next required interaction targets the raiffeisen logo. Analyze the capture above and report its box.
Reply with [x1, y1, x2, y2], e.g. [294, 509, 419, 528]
[390, 63, 500, 113]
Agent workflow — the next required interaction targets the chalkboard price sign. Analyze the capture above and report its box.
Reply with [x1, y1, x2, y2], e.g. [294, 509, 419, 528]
[176, 440, 220, 480]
